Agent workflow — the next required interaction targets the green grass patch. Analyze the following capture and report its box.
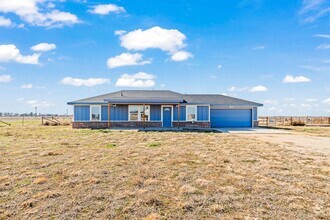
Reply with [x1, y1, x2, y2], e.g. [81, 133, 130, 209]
[106, 143, 117, 148]
[148, 142, 161, 148]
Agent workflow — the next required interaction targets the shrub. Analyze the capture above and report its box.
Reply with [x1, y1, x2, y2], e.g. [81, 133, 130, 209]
[148, 142, 161, 148]
[292, 121, 305, 126]
[106, 143, 117, 148]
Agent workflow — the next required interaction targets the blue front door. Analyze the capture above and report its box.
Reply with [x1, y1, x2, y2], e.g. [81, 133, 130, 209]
[162, 106, 172, 127]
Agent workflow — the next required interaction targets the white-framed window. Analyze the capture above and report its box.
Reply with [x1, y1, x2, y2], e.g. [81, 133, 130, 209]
[90, 105, 101, 121]
[186, 105, 197, 121]
[129, 105, 150, 121]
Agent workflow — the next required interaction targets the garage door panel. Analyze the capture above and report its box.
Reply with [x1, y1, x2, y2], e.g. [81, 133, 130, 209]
[211, 109, 252, 128]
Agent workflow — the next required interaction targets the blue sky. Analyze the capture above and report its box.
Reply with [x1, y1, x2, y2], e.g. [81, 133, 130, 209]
[0, 0, 329, 116]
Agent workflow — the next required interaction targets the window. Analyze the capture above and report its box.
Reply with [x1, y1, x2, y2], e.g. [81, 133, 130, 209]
[90, 106, 101, 121]
[129, 105, 150, 121]
[186, 106, 197, 121]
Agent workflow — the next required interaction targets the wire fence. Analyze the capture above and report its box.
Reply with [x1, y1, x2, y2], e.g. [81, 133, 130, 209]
[258, 116, 330, 126]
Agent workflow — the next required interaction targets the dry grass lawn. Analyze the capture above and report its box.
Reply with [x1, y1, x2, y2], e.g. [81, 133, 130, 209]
[0, 121, 329, 219]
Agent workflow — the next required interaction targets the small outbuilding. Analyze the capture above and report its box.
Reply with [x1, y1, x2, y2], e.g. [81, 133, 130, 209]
[67, 90, 263, 129]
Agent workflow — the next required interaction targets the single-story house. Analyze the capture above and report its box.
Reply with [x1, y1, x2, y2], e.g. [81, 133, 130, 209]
[67, 90, 263, 129]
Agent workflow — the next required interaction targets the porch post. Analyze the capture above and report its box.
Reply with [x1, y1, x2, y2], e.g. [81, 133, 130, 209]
[143, 104, 146, 129]
[178, 103, 180, 128]
[108, 103, 111, 129]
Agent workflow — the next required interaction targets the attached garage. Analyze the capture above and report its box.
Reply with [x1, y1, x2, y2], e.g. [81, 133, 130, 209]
[210, 109, 252, 128]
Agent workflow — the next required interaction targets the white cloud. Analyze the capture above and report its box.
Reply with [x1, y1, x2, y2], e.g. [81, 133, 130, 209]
[88, 4, 125, 15]
[249, 85, 268, 92]
[0, 0, 80, 28]
[228, 86, 249, 92]
[115, 72, 155, 88]
[0, 16, 12, 27]
[107, 52, 151, 68]
[170, 51, 193, 61]
[323, 98, 330, 105]
[31, 43, 56, 52]
[317, 44, 330, 49]
[60, 77, 110, 87]
[0, 74, 11, 82]
[119, 26, 190, 54]
[252, 45, 266, 50]
[229, 85, 268, 92]
[283, 75, 311, 83]
[0, 44, 40, 64]
[26, 100, 54, 108]
[21, 84, 33, 89]
[314, 34, 330, 39]
[305, 98, 318, 102]
[299, 0, 330, 23]
[217, 65, 222, 69]
[114, 30, 126, 35]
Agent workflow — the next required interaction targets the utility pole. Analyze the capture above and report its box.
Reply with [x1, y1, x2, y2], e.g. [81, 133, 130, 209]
[35, 106, 38, 116]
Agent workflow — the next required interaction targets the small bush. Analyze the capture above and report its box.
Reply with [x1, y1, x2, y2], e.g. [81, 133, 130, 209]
[148, 142, 161, 148]
[106, 143, 117, 148]
[292, 121, 305, 126]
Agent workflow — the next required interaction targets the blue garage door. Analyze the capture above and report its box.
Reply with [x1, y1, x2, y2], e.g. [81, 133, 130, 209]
[211, 109, 252, 128]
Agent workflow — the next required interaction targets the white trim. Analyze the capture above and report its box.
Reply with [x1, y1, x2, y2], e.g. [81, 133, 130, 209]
[186, 105, 197, 122]
[161, 105, 173, 127]
[72, 105, 75, 122]
[128, 105, 150, 122]
[90, 105, 101, 122]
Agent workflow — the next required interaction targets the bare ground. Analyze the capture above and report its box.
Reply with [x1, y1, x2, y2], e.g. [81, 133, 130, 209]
[0, 121, 329, 219]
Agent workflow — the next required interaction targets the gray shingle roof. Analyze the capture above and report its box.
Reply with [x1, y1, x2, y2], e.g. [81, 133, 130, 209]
[68, 90, 262, 106]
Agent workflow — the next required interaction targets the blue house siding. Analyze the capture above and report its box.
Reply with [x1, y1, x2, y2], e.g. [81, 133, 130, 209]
[101, 105, 128, 121]
[197, 106, 209, 121]
[74, 106, 90, 121]
[150, 105, 161, 121]
[173, 106, 186, 121]
[253, 107, 257, 121]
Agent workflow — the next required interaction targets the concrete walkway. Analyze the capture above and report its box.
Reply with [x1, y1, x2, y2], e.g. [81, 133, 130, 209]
[216, 127, 291, 134]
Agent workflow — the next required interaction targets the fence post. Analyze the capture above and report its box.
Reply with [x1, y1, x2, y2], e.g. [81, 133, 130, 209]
[41, 116, 43, 125]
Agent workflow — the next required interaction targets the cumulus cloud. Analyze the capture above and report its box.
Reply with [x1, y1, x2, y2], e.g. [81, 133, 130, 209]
[283, 75, 311, 83]
[31, 43, 56, 52]
[114, 30, 126, 35]
[118, 26, 193, 61]
[0, 74, 11, 82]
[170, 51, 193, 61]
[21, 84, 33, 89]
[60, 77, 110, 87]
[0, 16, 12, 27]
[0, 44, 40, 64]
[0, 0, 80, 27]
[88, 4, 125, 15]
[249, 85, 268, 92]
[323, 98, 330, 105]
[115, 72, 155, 88]
[107, 52, 151, 68]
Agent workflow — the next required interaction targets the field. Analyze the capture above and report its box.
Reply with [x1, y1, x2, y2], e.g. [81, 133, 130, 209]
[0, 121, 329, 219]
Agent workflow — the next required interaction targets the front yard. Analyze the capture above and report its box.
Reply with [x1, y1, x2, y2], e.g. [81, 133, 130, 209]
[0, 121, 329, 219]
